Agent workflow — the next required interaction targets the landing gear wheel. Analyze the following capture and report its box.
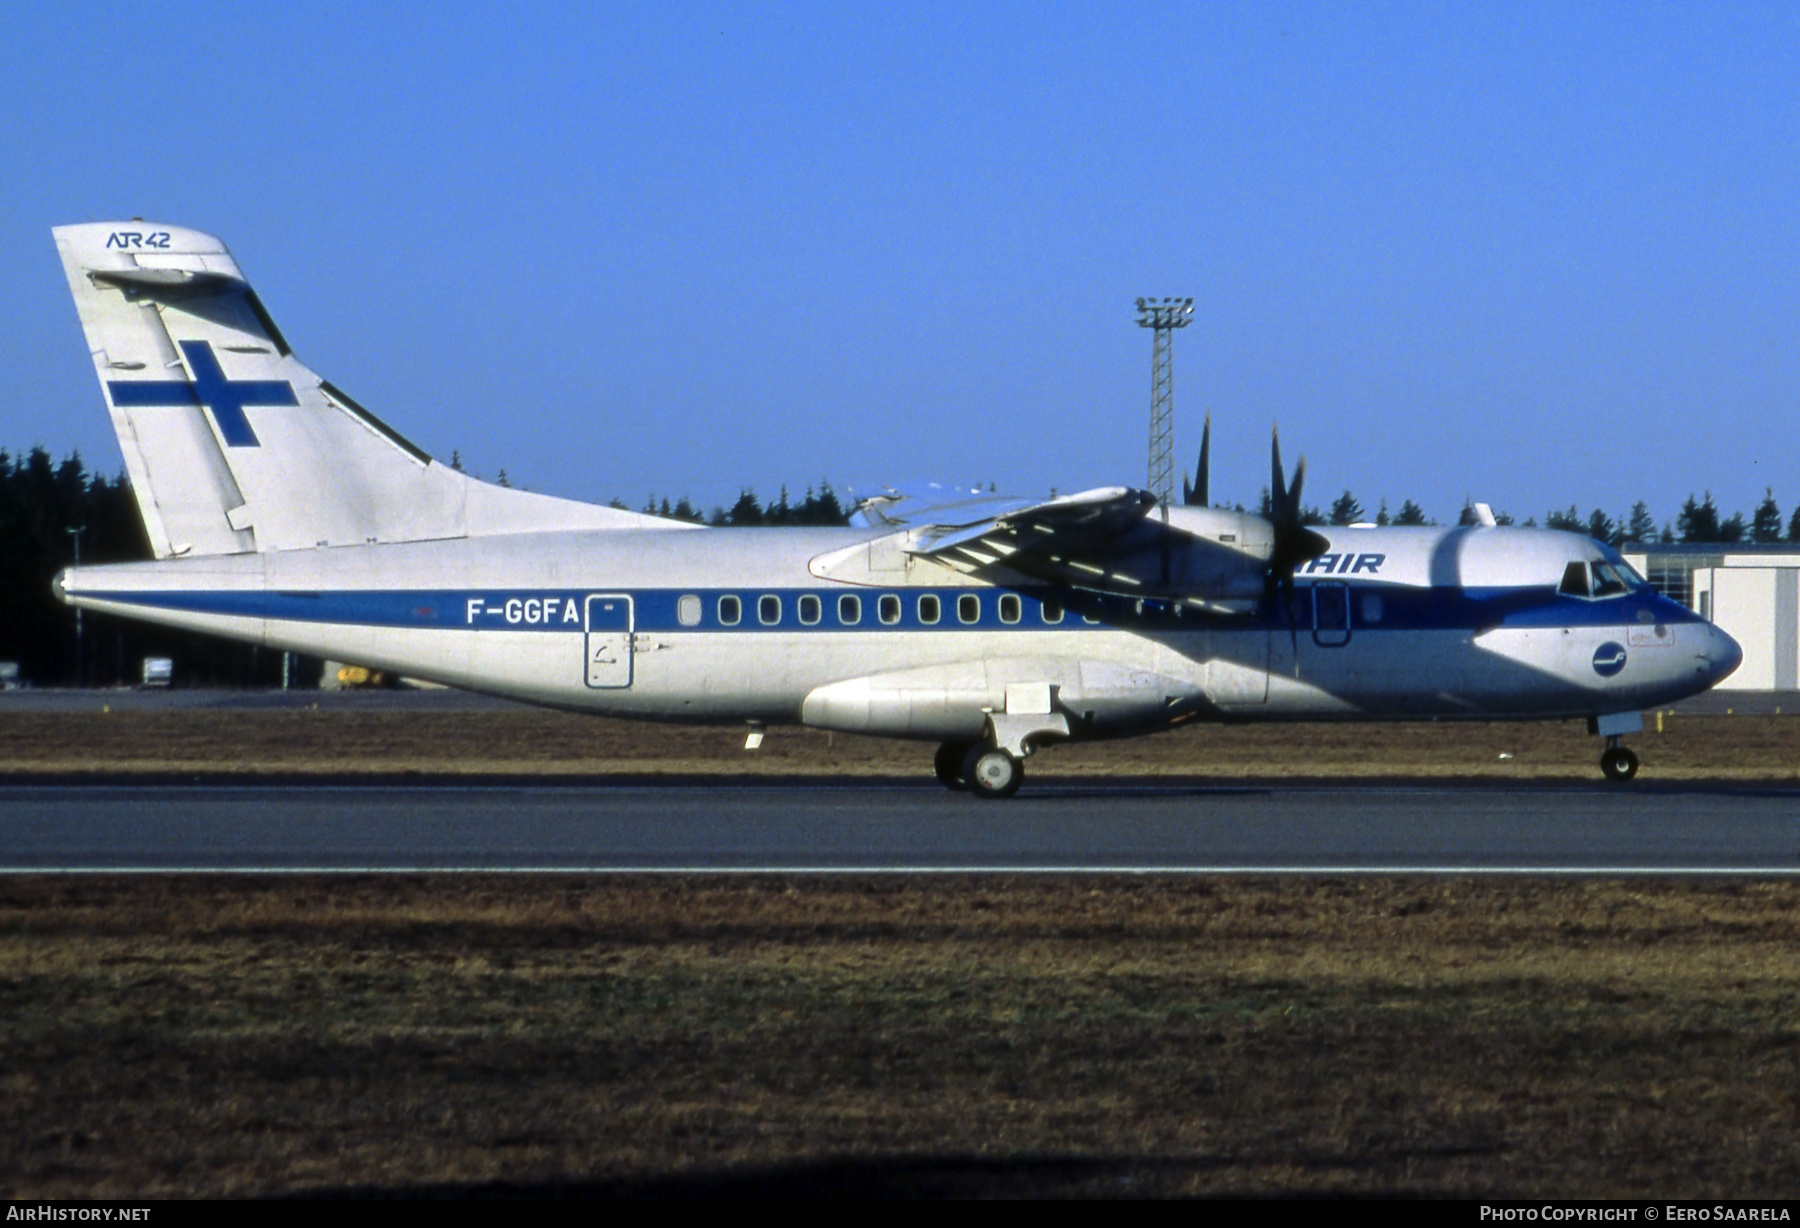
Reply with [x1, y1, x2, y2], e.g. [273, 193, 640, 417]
[934, 740, 976, 791]
[961, 744, 1024, 800]
[1600, 746, 1640, 782]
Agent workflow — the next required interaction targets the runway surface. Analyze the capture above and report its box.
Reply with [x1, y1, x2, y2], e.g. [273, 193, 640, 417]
[3, 778, 1798, 872]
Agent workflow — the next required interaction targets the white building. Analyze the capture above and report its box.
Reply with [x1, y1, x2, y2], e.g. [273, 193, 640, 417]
[1622, 543, 1800, 692]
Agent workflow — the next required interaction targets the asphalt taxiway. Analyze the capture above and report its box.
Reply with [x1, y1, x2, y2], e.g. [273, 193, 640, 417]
[3, 778, 1797, 872]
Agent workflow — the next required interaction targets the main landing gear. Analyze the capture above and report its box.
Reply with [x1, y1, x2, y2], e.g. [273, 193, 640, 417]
[933, 739, 1026, 799]
[962, 744, 1025, 799]
[934, 740, 976, 790]
[928, 741, 1029, 799]
[934, 697, 1069, 800]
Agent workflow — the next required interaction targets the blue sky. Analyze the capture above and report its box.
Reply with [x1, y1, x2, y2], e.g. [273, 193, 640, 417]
[5, 2, 1797, 529]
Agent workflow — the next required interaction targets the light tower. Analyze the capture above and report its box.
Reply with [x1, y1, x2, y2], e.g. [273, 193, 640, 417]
[1136, 296, 1193, 507]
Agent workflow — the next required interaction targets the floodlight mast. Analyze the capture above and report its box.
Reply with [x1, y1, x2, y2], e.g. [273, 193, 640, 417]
[1136, 297, 1192, 510]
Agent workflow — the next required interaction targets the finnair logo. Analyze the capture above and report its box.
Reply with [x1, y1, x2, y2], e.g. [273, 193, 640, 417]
[105, 340, 297, 447]
[1592, 642, 1628, 677]
[1302, 553, 1386, 575]
[106, 231, 171, 249]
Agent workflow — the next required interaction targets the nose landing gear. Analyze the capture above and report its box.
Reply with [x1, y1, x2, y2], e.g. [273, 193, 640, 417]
[1600, 739, 1640, 782]
[1590, 712, 1644, 782]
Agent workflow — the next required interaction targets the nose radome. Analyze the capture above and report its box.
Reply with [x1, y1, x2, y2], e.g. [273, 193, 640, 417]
[1703, 622, 1743, 684]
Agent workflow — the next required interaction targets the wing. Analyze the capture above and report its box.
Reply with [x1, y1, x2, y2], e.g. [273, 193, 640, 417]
[891, 486, 1273, 610]
[839, 434, 1328, 610]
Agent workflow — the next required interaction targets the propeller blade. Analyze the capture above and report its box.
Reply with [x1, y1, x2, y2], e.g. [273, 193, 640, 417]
[1186, 415, 1211, 507]
[1270, 428, 1287, 515]
[1264, 427, 1330, 585]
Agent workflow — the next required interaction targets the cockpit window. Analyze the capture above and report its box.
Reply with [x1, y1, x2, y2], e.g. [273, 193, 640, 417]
[1560, 559, 1637, 600]
[1591, 562, 1631, 598]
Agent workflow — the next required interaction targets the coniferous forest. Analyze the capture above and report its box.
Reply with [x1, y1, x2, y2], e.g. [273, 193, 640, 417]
[1, 445, 1793, 687]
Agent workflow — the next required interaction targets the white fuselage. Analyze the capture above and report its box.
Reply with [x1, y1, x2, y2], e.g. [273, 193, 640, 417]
[58, 522, 1742, 742]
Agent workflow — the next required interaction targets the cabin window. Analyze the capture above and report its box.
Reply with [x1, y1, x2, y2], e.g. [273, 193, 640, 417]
[917, 594, 941, 625]
[758, 595, 781, 625]
[1040, 598, 1064, 624]
[677, 595, 702, 626]
[838, 594, 861, 624]
[1359, 592, 1383, 623]
[798, 594, 821, 625]
[879, 594, 901, 625]
[957, 594, 980, 624]
[717, 595, 741, 626]
[1082, 599, 1105, 625]
[999, 594, 1021, 624]
[1558, 562, 1591, 598]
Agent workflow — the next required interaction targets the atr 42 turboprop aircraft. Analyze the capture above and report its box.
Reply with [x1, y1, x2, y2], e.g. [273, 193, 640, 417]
[51, 222, 1741, 797]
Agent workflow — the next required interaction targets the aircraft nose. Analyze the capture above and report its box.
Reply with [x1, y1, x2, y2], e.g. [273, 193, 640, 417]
[1699, 621, 1742, 686]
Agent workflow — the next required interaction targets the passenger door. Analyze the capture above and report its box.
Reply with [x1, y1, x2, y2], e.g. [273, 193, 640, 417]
[584, 594, 634, 688]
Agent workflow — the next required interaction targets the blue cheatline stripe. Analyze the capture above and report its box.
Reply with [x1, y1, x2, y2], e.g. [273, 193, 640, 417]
[84, 584, 1706, 636]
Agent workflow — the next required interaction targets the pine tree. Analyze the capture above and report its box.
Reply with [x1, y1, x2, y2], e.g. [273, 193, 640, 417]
[1394, 500, 1430, 526]
[1752, 489, 1783, 542]
[1328, 491, 1364, 525]
[1677, 493, 1721, 542]
[1546, 505, 1583, 531]
[1626, 502, 1657, 543]
[726, 489, 764, 526]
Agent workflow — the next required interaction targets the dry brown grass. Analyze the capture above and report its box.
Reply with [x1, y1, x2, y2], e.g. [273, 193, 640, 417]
[3, 876, 1799, 1197]
[2, 707, 1797, 779]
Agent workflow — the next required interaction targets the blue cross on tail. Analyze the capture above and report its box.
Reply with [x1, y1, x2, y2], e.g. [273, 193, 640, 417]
[106, 340, 298, 447]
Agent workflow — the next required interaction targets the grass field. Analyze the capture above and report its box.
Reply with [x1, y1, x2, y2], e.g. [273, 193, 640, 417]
[2, 704, 1798, 780]
[3, 875, 1799, 1198]
[2, 708, 1798, 1197]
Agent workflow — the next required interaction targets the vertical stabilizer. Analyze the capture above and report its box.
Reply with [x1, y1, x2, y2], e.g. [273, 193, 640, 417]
[54, 222, 680, 557]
